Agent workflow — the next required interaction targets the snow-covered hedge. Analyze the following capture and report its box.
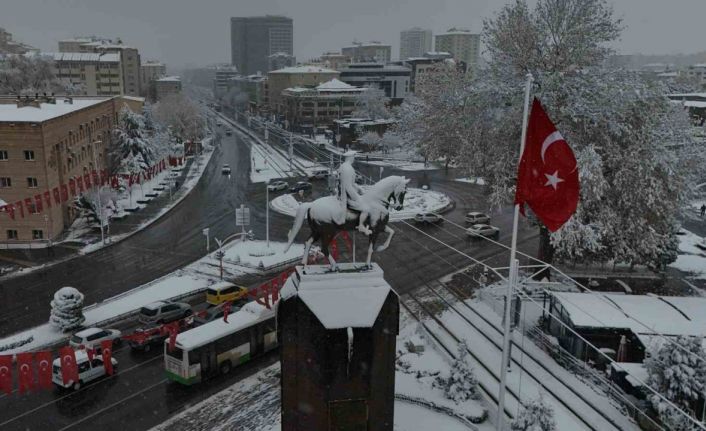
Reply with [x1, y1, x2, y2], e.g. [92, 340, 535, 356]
[49, 286, 86, 332]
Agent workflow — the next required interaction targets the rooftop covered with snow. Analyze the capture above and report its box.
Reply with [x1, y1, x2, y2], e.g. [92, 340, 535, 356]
[156, 76, 181, 82]
[0, 97, 111, 123]
[286, 263, 395, 329]
[269, 65, 338, 74]
[552, 292, 706, 337]
[40, 52, 121, 62]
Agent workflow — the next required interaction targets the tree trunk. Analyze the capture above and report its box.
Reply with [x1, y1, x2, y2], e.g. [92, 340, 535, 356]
[535, 225, 554, 281]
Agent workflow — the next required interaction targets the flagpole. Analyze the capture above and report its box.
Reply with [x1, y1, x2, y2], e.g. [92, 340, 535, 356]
[497, 72, 533, 431]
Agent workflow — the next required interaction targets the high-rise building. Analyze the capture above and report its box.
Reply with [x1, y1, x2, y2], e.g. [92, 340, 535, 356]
[230, 15, 293, 75]
[399, 28, 432, 60]
[58, 37, 142, 96]
[341, 42, 391, 63]
[46, 52, 124, 96]
[434, 28, 480, 73]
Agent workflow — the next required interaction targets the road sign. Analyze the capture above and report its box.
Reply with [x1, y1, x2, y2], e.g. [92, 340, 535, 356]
[202, 228, 209, 236]
[236, 205, 251, 226]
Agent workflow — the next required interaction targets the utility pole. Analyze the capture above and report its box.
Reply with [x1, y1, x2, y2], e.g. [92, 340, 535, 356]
[288, 132, 294, 172]
[265, 181, 270, 249]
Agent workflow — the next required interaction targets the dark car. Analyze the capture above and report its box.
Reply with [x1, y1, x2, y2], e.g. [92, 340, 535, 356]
[138, 301, 192, 325]
[289, 181, 312, 193]
[127, 323, 167, 352]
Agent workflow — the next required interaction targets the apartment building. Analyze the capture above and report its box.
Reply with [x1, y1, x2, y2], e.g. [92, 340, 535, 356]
[155, 76, 182, 101]
[338, 63, 411, 103]
[140, 60, 166, 99]
[267, 66, 340, 114]
[280, 78, 365, 130]
[342, 42, 391, 63]
[0, 95, 143, 246]
[434, 28, 480, 73]
[400, 28, 432, 60]
[46, 52, 123, 96]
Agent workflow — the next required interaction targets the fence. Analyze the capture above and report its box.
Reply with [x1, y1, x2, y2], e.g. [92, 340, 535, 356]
[394, 393, 487, 429]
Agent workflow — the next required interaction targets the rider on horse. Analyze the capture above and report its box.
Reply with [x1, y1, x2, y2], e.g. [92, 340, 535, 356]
[337, 150, 387, 235]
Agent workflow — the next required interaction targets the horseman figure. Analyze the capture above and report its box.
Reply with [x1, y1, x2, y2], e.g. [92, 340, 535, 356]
[336, 150, 388, 235]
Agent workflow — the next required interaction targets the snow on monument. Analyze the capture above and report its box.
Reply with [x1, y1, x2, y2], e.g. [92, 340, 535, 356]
[49, 286, 86, 332]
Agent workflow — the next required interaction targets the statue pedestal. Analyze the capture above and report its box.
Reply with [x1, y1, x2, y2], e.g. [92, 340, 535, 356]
[278, 263, 399, 431]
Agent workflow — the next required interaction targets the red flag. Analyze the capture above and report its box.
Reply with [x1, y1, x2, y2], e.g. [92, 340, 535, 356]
[58, 346, 78, 386]
[61, 184, 68, 202]
[222, 301, 232, 323]
[330, 240, 339, 260]
[83, 173, 91, 189]
[16, 352, 34, 394]
[515, 98, 579, 232]
[77, 176, 84, 192]
[68, 179, 76, 196]
[111, 176, 119, 189]
[100, 340, 114, 375]
[34, 194, 43, 213]
[0, 355, 12, 394]
[167, 323, 179, 352]
[270, 279, 280, 303]
[24, 197, 34, 214]
[86, 348, 95, 363]
[53, 188, 61, 206]
[92, 170, 99, 187]
[2, 204, 14, 220]
[340, 231, 353, 253]
[43, 191, 52, 209]
[35, 351, 53, 390]
[15, 200, 24, 218]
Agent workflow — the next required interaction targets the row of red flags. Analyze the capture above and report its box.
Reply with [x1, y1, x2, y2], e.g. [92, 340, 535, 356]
[0, 157, 184, 221]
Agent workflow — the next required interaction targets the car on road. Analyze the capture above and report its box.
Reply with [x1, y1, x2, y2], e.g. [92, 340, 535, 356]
[414, 213, 443, 224]
[206, 283, 249, 305]
[194, 304, 240, 327]
[128, 319, 193, 352]
[52, 350, 118, 391]
[221, 164, 231, 175]
[289, 181, 312, 193]
[465, 211, 490, 225]
[69, 327, 121, 350]
[267, 180, 289, 192]
[139, 301, 192, 325]
[466, 224, 500, 239]
[308, 169, 329, 180]
[225, 130, 232, 136]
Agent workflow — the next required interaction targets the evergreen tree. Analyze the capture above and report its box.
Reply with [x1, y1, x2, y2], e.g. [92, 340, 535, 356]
[436, 341, 481, 403]
[110, 106, 154, 173]
[510, 395, 558, 431]
[49, 287, 85, 332]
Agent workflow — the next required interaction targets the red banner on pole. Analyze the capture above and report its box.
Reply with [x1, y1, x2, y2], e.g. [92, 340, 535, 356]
[100, 340, 114, 375]
[35, 351, 53, 390]
[16, 352, 34, 394]
[34, 194, 43, 213]
[76, 176, 84, 193]
[43, 191, 52, 209]
[61, 184, 69, 202]
[15, 200, 24, 218]
[68, 179, 76, 197]
[83, 173, 91, 189]
[2, 204, 14, 220]
[0, 355, 12, 394]
[58, 346, 78, 386]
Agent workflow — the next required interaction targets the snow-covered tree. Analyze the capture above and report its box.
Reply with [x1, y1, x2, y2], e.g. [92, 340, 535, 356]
[73, 189, 118, 225]
[153, 93, 205, 143]
[510, 395, 558, 431]
[645, 336, 706, 428]
[379, 131, 402, 155]
[49, 287, 85, 332]
[352, 86, 389, 120]
[358, 131, 381, 151]
[435, 341, 481, 403]
[394, 0, 704, 269]
[110, 106, 154, 173]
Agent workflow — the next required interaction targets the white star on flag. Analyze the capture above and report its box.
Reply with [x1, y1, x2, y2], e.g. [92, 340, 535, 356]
[544, 171, 564, 190]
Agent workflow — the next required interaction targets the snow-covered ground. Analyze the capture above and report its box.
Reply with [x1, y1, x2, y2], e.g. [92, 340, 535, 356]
[270, 187, 452, 221]
[249, 140, 325, 183]
[0, 239, 307, 354]
[148, 307, 493, 431]
[456, 177, 486, 186]
[670, 229, 706, 279]
[363, 159, 438, 171]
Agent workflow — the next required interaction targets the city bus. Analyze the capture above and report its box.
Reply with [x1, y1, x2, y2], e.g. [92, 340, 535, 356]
[164, 301, 276, 385]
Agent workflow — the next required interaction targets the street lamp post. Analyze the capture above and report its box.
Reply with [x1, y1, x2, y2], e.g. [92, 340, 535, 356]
[265, 180, 270, 249]
[43, 214, 51, 247]
[89, 130, 106, 245]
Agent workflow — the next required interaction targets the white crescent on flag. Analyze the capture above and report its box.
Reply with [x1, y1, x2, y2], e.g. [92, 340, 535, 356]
[0, 366, 8, 375]
[20, 364, 29, 373]
[39, 360, 48, 369]
[540, 130, 564, 163]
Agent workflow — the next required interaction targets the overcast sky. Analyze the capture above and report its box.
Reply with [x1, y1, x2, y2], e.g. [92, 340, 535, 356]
[4, 0, 706, 69]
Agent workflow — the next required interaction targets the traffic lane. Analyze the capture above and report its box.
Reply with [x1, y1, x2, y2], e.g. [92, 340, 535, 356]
[0, 133, 250, 336]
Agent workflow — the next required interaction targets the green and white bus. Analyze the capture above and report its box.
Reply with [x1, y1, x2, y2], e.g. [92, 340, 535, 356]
[164, 301, 277, 385]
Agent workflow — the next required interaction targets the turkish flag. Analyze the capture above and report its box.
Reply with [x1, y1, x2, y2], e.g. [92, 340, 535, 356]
[92, 170, 99, 187]
[16, 352, 34, 394]
[100, 340, 114, 375]
[43, 191, 52, 209]
[340, 231, 353, 253]
[68, 179, 76, 197]
[83, 173, 91, 189]
[166, 323, 179, 352]
[330, 240, 339, 260]
[58, 346, 79, 385]
[222, 301, 232, 323]
[24, 198, 34, 214]
[515, 98, 579, 232]
[86, 348, 95, 363]
[0, 355, 12, 394]
[34, 194, 43, 213]
[15, 200, 24, 218]
[35, 351, 53, 390]
[2, 204, 14, 220]
[77, 176, 84, 193]
[53, 188, 61, 206]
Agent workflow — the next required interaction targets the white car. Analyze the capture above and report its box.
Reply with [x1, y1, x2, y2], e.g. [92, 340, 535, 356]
[267, 180, 289, 192]
[465, 211, 490, 224]
[221, 164, 231, 175]
[309, 169, 329, 180]
[69, 327, 122, 350]
[52, 350, 118, 390]
[466, 224, 500, 239]
[414, 213, 443, 224]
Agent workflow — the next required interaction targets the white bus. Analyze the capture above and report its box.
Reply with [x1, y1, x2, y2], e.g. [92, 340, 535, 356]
[164, 301, 276, 385]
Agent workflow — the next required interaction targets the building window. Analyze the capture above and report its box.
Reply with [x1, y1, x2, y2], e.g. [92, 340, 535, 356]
[32, 230, 44, 240]
[27, 177, 38, 188]
[24, 150, 35, 160]
[0, 177, 11, 187]
[0, 150, 7, 160]
[6, 230, 18, 240]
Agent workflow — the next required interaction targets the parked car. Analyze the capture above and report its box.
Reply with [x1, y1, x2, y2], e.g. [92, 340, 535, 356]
[52, 350, 118, 390]
[414, 213, 443, 224]
[225, 130, 232, 136]
[466, 224, 500, 239]
[139, 301, 192, 325]
[221, 164, 231, 175]
[194, 304, 241, 327]
[206, 283, 249, 305]
[69, 327, 121, 350]
[289, 181, 312, 193]
[267, 180, 289, 192]
[127, 323, 167, 352]
[465, 211, 490, 224]
[309, 169, 329, 180]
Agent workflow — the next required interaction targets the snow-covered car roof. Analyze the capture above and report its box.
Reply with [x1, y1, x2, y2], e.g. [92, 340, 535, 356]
[74, 327, 104, 338]
[52, 350, 117, 365]
[467, 211, 487, 216]
[143, 301, 167, 310]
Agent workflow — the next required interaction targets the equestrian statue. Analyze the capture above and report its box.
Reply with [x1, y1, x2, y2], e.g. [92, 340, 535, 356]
[284, 150, 409, 270]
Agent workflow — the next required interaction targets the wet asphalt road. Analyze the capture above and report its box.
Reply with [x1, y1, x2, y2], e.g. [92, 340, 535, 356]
[0, 113, 540, 430]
